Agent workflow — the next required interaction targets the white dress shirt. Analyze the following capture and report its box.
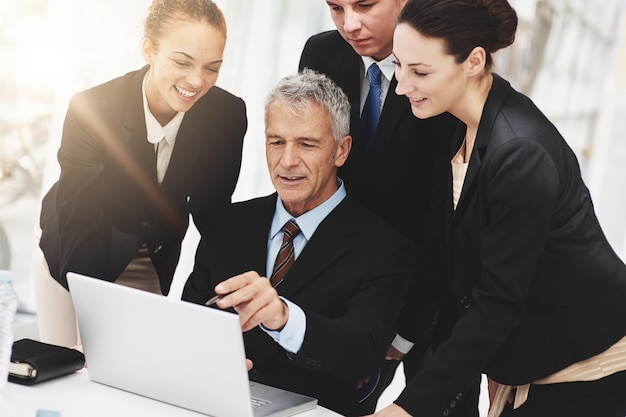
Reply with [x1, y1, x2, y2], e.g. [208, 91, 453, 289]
[360, 54, 396, 116]
[262, 179, 347, 354]
[142, 72, 185, 184]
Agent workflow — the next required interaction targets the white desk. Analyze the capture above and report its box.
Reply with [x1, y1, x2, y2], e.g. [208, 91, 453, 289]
[3, 369, 342, 416]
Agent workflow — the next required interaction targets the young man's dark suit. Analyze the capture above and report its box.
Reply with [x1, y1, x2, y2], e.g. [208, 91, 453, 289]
[299, 30, 454, 386]
[182, 192, 414, 417]
[39, 65, 247, 294]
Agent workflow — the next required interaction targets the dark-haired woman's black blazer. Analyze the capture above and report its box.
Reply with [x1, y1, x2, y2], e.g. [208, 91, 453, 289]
[396, 74, 626, 416]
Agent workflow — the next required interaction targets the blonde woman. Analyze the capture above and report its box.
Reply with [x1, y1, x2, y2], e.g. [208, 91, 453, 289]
[35, 0, 246, 347]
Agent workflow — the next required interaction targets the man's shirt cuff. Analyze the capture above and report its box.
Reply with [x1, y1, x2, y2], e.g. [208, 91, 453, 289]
[261, 297, 306, 354]
[392, 334, 414, 355]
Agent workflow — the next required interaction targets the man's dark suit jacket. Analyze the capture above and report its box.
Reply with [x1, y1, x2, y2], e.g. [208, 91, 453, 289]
[39, 65, 247, 294]
[299, 30, 454, 350]
[395, 74, 626, 416]
[182, 192, 414, 416]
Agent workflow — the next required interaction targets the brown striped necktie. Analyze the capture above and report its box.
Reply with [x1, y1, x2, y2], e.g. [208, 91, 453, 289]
[270, 219, 301, 287]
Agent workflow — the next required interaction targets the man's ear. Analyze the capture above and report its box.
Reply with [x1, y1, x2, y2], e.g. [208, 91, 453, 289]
[334, 135, 352, 168]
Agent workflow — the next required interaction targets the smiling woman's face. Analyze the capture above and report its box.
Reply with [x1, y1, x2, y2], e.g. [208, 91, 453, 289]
[142, 18, 225, 125]
[393, 22, 467, 120]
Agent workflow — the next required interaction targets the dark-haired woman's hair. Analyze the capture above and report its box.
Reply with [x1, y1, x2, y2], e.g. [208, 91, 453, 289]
[144, 0, 226, 47]
[398, 0, 518, 71]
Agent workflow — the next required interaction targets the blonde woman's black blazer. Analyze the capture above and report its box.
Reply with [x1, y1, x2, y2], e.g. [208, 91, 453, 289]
[39, 65, 247, 293]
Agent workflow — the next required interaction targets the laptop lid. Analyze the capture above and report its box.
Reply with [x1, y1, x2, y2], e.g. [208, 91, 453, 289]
[67, 272, 317, 417]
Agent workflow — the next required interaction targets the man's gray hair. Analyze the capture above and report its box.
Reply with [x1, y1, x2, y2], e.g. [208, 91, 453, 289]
[264, 69, 351, 145]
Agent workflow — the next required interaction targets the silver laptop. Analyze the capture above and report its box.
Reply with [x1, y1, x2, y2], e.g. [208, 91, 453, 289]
[67, 272, 318, 417]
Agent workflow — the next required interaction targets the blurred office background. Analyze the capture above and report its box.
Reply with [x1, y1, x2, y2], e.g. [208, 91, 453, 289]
[1, 0, 626, 413]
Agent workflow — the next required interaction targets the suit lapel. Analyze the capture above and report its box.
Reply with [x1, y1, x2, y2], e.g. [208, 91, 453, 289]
[124, 67, 206, 193]
[160, 108, 202, 191]
[452, 143, 482, 222]
[450, 74, 512, 227]
[338, 53, 362, 104]
[343, 61, 410, 175]
[237, 195, 277, 277]
[275, 196, 356, 296]
[340, 53, 367, 175]
[368, 76, 409, 172]
[445, 123, 464, 235]
[121, 66, 158, 184]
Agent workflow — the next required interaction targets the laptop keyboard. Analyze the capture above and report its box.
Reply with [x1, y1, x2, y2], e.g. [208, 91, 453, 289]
[251, 396, 272, 408]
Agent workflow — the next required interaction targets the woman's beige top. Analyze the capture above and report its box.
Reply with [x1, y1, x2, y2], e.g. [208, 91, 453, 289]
[488, 336, 626, 417]
[451, 140, 469, 209]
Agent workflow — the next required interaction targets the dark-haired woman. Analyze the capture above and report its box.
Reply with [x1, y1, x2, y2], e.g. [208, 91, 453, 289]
[34, 0, 247, 348]
[368, 0, 626, 416]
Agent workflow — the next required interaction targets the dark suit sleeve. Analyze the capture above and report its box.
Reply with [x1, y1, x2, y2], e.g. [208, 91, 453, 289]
[298, 31, 350, 78]
[298, 36, 314, 72]
[181, 216, 215, 305]
[55, 92, 109, 283]
[291, 224, 414, 381]
[393, 113, 458, 350]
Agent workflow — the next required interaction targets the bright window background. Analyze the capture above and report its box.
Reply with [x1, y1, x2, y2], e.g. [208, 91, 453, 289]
[1, 0, 625, 308]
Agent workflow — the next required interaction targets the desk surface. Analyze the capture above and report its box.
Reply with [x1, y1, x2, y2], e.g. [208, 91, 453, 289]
[3, 369, 342, 417]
